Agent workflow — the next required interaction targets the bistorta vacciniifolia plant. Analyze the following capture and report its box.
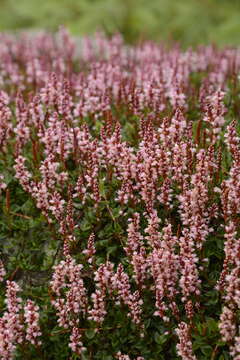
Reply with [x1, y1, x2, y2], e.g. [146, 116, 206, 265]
[0, 27, 240, 359]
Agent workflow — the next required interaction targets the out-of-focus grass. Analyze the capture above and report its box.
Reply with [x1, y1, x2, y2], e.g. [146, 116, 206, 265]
[1, 0, 240, 46]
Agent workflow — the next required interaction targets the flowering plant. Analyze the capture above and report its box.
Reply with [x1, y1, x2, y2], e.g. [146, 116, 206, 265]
[0, 28, 240, 359]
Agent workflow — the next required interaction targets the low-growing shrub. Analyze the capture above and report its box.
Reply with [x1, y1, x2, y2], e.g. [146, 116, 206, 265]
[0, 28, 240, 359]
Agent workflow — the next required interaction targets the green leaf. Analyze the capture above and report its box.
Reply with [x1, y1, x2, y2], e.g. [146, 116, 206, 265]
[154, 332, 167, 345]
[107, 246, 118, 256]
[201, 345, 213, 356]
[85, 329, 96, 340]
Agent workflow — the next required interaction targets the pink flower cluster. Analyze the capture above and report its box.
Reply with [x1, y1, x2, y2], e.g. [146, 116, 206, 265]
[50, 255, 87, 353]
[176, 322, 196, 360]
[0, 281, 41, 359]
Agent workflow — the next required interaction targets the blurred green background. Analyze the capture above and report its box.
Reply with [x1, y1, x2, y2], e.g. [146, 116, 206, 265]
[1, 0, 240, 46]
